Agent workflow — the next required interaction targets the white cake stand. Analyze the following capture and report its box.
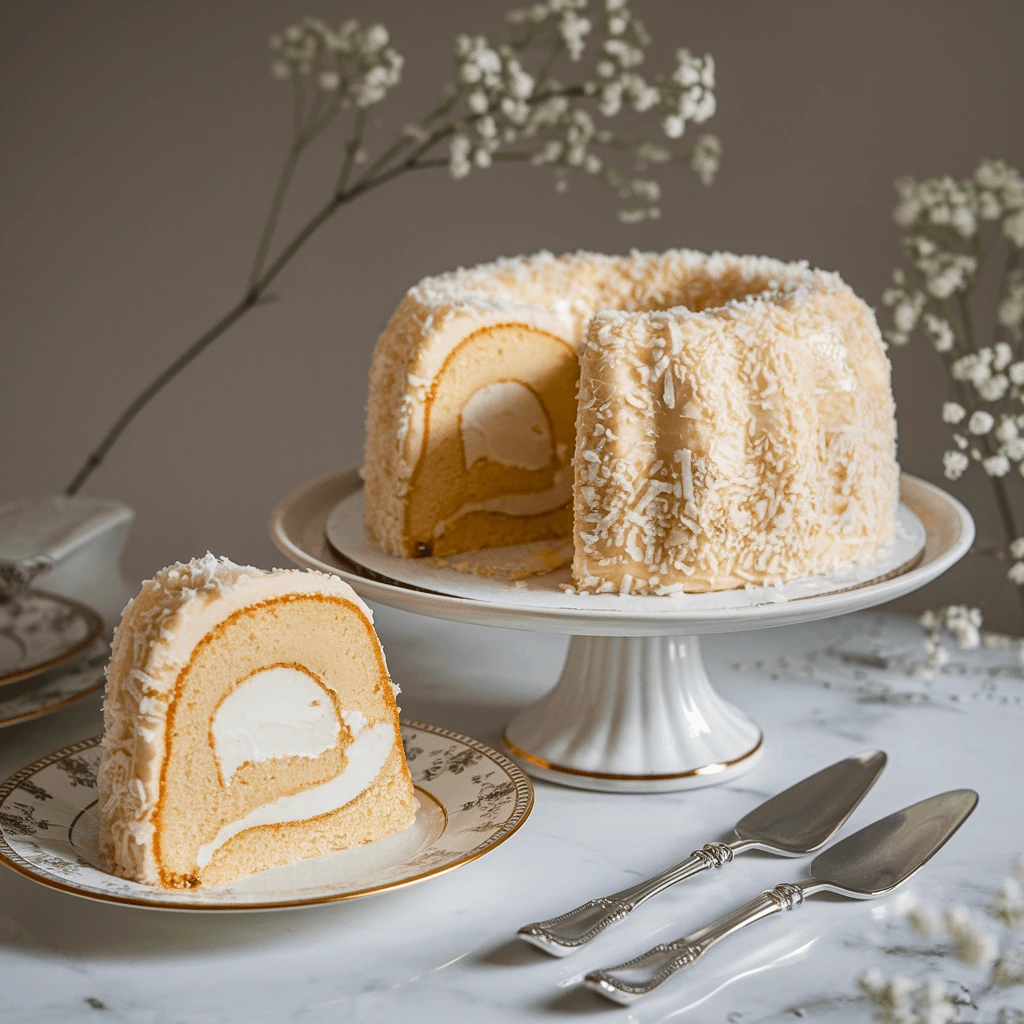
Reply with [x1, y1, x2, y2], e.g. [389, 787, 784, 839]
[269, 468, 973, 794]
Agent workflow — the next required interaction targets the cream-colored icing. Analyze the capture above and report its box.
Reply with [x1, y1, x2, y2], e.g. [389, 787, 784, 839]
[196, 720, 394, 869]
[432, 464, 573, 539]
[211, 667, 341, 783]
[97, 554, 397, 885]
[460, 380, 553, 471]
[363, 248, 898, 592]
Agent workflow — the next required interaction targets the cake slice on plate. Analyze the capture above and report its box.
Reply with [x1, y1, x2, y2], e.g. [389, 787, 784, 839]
[97, 554, 414, 888]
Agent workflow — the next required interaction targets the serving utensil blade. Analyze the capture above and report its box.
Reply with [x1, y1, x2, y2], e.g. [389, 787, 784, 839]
[807, 788, 979, 897]
[585, 788, 979, 1004]
[735, 749, 887, 854]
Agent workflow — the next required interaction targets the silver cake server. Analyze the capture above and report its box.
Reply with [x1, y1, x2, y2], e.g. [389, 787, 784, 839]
[518, 749, 887, 956]
[585, 788, 978, 1005]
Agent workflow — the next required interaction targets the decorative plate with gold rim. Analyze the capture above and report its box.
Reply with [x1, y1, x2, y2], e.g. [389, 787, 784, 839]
[0, 720, 533, 911]
[0, 638, 108, 730]
[0, 590, 103, 687]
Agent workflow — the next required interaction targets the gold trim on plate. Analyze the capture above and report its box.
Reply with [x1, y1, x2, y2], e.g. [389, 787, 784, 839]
[0, 673, 105, 729]
[0, 719, 534, 912]
[501, 730, 764, 782]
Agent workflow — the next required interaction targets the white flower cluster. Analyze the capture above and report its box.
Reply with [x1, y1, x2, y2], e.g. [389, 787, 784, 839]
[884, 162, 1024, 583]
[990, 858, 1024, 927]
[444, 0, 719, 220]
[859, 863, 1024, 1024]
[858, 970, 957, 1024]
[920, 606, 983, 671]
[883, 159, 1024, 346]
[944, 905, 999, 967]
[270, 18, 403, 108]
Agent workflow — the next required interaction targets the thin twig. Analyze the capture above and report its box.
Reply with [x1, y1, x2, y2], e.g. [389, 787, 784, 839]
[64, 147, 452, 496]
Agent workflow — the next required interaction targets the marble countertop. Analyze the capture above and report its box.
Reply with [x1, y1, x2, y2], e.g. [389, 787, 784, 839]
[1, 608, 1021, 1023]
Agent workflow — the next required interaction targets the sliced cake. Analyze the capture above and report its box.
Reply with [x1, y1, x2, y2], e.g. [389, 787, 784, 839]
[363, 249, 898, 593]
[97, 554, 414, 888]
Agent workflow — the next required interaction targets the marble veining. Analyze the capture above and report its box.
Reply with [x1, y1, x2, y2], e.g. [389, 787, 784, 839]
[0, 609, 1020, 1022]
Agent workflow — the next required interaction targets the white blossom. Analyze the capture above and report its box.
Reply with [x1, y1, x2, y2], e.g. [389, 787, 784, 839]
[983, 453, 1011, 477]
[1001, 270, 1024, 340]
[923, 313, 954, 352]
[442, 2, 718, 216]
[978, 373, 1009, 401]
[995, 416, 1019, 442]
[941, 401, 966, 424]
[907, 904, 935, 936]
[990, 859, 1024, 925]
[968, 410, 994, 434]
[1008, 562, 1024, 585]
[688, 134, 721, 186]
[944, 905, 998, 966]
[269, 18, 403, 107]
[858, 969, 957, 1024]
[942, 450, 969, 480]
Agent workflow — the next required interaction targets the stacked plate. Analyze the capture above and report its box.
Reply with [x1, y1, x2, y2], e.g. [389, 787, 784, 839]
[0, 589, 107, 729]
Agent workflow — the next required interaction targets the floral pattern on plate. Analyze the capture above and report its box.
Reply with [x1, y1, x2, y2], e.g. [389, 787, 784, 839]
[0, 720, 533, 911]
[0, 590, 103, 686]
[0, 638, 109, 729]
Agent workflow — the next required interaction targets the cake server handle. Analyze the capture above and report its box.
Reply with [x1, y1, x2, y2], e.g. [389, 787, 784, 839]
[584, 882, 808, 1005]
[516, 842, 740, 957]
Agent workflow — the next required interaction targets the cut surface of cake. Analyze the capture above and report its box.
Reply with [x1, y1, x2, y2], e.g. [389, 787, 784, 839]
[98, 554, 414, 888]
[363, 249, 899, 594]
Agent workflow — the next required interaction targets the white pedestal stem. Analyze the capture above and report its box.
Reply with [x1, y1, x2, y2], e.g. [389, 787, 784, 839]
[502, 634, 762, 793]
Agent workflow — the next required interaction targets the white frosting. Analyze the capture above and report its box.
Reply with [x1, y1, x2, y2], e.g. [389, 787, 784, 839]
[342, 709, 367, 734]
[460, 380, 553, 471]
[97, 555, 398, 885]
[433, 464, 573, 539]
[211, 667, 341, 782]
[196, 719, 395, 869]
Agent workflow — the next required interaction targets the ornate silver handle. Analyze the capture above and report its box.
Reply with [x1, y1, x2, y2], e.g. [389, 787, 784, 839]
[584, 882, 807, 1005]
[517, 842, 739, 956]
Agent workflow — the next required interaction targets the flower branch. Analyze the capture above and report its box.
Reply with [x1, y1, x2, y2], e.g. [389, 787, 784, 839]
[65, 0, 721, 496]
[882, 159, 1024, 628]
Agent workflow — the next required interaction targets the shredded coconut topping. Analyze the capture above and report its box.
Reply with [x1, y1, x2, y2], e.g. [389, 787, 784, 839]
[97, 555, 392, 884]
[363, 248, 898, 589]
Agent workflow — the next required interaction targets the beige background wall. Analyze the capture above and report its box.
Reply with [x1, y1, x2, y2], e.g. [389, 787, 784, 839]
[3, 2, 1023, 628]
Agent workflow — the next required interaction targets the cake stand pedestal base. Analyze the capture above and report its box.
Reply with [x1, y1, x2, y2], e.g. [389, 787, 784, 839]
[501, 634, 763, 793]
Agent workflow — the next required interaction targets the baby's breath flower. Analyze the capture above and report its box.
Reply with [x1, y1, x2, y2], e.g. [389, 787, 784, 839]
[443, 2, 718, 217]
[688, 133, 721, 186]
[969, 410, 995, 435]
[941, 401, 966, 424]
[944, 905, 998, 966]
[858, 968, 957, 1024]
[943, 450, 969, 480]
[923, 313, 955, 352]
[984, 453, 1011, 477]
[908, 904, 935, 936]
[269, 18, 403, 107]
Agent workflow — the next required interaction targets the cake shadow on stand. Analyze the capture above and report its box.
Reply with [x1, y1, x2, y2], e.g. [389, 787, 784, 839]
[270, 467, 972, 794]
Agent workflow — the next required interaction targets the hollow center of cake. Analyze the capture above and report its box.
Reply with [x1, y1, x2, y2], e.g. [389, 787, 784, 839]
[212, 666, 340, 782]
[460, 380, 553, 471]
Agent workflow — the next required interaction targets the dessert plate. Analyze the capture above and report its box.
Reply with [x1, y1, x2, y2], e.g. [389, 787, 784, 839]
[0, 590, 103, 687]
[0, 720, 533, 911]
[0, 638, 108, 729]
